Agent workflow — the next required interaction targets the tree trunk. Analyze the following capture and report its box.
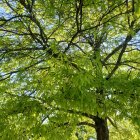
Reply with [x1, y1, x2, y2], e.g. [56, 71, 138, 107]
[95, 116, 109, 140]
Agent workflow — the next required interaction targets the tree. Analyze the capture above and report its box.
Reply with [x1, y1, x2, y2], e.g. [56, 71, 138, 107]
[0, 0, 140, 139]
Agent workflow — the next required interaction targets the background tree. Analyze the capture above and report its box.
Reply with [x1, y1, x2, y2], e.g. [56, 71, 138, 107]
[0, 0, 140, 140]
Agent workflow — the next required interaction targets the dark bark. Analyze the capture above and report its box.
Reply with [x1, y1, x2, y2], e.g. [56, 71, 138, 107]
[94, 116, 109, 140]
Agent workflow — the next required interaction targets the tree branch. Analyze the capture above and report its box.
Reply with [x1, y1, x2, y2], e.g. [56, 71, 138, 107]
[107, 117, 118, 129]
[103, 34, 132, 65]
[78, 121, 95, 128]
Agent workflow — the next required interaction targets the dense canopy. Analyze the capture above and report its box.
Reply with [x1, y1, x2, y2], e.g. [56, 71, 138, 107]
[0, 0, 140, 140]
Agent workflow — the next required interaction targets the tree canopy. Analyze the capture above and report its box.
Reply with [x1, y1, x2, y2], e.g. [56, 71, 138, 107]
[0, 0, 140, 140]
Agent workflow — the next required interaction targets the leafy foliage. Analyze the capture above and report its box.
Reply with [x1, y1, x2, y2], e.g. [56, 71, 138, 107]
[0, 0, 140, 139]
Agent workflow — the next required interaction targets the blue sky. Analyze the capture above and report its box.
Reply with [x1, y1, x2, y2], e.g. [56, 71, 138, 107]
[0, 7, 5, 14]
[0, 6, 6, 18]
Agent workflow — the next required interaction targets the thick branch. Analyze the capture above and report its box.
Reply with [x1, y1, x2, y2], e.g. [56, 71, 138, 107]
[103, 34, 132, 64]
[78, 121, 95, 128]
[105, 24, 140, 79]
[106, 41, 130, 80]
